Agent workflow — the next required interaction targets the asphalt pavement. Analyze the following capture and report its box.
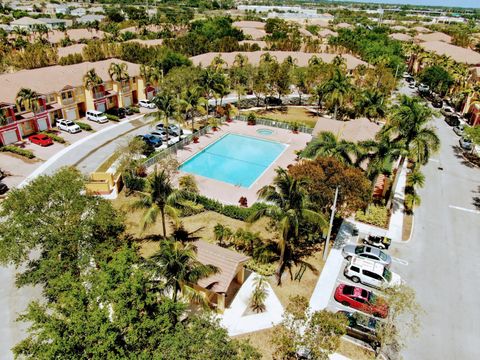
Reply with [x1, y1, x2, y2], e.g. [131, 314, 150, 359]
[396, 85, 480, 359]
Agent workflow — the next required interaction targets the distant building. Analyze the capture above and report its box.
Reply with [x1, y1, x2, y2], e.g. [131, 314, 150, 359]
[77, 14, 105, 24]
[71, 8, 87, 17]
[9, 17, 69, 31]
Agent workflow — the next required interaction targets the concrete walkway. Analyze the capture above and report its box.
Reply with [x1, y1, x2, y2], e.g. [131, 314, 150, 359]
[219, 273, 284, 336]
[387, 164, 408, 243]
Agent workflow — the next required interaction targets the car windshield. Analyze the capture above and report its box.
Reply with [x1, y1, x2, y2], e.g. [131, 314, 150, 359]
[383, 268, 392, 282]
[66, 121, 74, 126]
[379, 251, 388, 261]
[354, 246, 364, 254]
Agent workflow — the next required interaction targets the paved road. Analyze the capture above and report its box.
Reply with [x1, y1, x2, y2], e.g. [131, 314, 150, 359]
[397, 98, 480, 358]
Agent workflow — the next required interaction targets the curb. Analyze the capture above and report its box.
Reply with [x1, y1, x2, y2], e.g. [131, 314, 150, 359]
[402, 213, 415, 244]
[18, 114, 146, 188]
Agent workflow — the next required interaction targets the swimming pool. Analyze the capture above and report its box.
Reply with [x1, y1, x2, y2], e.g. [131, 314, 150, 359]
[179, 133, 287, 188]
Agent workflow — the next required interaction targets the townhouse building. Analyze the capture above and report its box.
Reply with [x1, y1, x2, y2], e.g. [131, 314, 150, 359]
[0, 59, 149, 145]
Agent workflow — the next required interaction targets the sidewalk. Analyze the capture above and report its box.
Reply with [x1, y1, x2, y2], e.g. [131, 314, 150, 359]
[387, 165, 407, 243]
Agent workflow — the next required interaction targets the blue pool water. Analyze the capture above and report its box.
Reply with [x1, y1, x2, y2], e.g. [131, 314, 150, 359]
[179, 133, 287, 187]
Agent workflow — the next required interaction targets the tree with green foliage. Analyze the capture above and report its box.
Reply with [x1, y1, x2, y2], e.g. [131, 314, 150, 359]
[383, 95, 440, 165]
[15, 88, 40, 112]
[419, 65, 453, 96]
[129, 168, 188, 238]
[301, 131, 359, 165]
[249, 168, 327, 285]
[146, 239, 218, 305]
[271, 296, 347, 360]
[0, 168, 125, 297]
[319, 67, 352, 120]
[464, 125, 480, 145]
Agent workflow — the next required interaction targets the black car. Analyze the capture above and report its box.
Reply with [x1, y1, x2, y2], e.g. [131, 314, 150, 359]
[0, 182, 9, 195]
[338, 311, 380, 348]
[445, 114, 460, 127]
[106, 107, 126, 119]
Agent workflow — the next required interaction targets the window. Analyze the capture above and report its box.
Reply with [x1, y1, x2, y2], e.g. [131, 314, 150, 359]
[355, 246, 365, 254]
[362, 254, 376, 260]
[379, 251, 388, 261]
[343, 285, 355, 296]
[364, 270, 383, 281]
[350, 266, 360, 273]
[383, 268, 392, 282]
[354, 297, 366, 304]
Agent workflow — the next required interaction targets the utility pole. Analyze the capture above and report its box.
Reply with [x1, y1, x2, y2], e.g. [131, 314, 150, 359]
[323, 186, 339, 261]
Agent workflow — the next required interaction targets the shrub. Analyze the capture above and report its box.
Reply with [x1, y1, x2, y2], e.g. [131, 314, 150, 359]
[123, 173, 146, 194]
[194, 194, 268, 221]
[355, 204, 389, 228]
[245, 259, 276, 276]
[41, 131, 66, 144]
[76, 122, 93, 131]
[1, 145, 35, 159]
[130, 106, 140, 113]
[106, 114, 120, 122]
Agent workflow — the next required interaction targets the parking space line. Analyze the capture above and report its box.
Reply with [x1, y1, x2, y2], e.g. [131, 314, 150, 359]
[429, 158, 440, 163]
[448, 205, 480, 215]
[392, 257, 408, 266]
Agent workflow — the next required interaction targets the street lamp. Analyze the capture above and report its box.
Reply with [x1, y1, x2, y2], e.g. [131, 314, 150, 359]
[323, 186, 339, 261]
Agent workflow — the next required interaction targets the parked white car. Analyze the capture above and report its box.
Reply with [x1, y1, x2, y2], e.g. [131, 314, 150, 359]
[86, 110, 108, 123]
[344, 258, 402, 289]
[139, 99, 156, 109]
[56, 119, 81, 133]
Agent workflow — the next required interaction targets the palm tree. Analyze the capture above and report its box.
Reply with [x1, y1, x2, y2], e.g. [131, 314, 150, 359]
[179, 86, 206, 133]
[319, 67, 352, 120]
[83, 69, 103, 91]
[383, 95, 440, 165]
[356, 89, 387, 122]
[406, 167, 425, 188]
[152, 91, 177, 142]
[147, 239, 218, 304]
[16, 88, 39, 113]
[213, 223, 233, 247]
[302, 131, 359, 165]
[357, 133, 408, 179]
[248, 168, 327, 285]
[130, 169, 186, 238]
[108, 62, 129, 83]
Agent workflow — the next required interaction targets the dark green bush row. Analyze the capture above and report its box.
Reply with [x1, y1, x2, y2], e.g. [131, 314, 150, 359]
[106, 114, 120, 122]
[41, 131, 66, 144]
[129, 106, 140, 113]
[76, 122, 93, 131]
[1, 145, 35, 159]
[195, 194, 268, 221]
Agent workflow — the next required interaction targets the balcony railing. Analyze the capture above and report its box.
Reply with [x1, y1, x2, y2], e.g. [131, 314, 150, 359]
[93, 92, 105, 100]
[34, 106, 47, 114]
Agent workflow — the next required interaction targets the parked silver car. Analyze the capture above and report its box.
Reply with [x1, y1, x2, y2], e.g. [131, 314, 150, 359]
[342, 244, 392, 268]
[459, 137, 473, 151]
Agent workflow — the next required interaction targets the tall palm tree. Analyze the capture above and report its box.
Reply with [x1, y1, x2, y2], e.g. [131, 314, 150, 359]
[83, 69, 103, 91]
[356, 89, 387, 122]
[383, 95, 440, 165]
[248, 168, 327, 285]
[357, 133, 408, 179]
[179, 86, 206, 133]
[147, 239, 218, 304]
[319, 67, 352, 120]
[108, 62, 129, 83]
[302, 131, 359, 165]
[130, 169, 186, 238]
[152, 91, 177, 142]
[16, 88, 39, 113]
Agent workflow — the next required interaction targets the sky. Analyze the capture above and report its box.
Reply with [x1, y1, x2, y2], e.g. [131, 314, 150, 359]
[333, 0, 480, 9]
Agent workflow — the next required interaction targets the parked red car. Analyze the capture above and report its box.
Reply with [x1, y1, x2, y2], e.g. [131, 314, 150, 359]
[334, 283, 388, 318]
[29, 134, 53, 147]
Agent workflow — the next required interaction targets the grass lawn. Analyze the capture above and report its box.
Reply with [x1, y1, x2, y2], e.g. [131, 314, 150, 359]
[268, 248, 325, 308]
[236, 328, 375, 360]
[250, 106, 319, 128]
[111, 192, 273, 257]
[402, 214, 413, 241]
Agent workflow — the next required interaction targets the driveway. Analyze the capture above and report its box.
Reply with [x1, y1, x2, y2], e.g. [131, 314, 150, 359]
[398, 110, 480, 359]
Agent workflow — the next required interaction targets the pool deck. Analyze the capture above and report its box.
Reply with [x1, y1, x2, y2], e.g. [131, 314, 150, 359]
[175, 120, 312, 205]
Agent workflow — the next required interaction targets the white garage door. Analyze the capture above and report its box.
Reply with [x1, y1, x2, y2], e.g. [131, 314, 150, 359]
[37, 118, 48, 131]
[96, 102, 106, 113]
[123, 96, 132, 108]
[2, 130, 19, 145]
[66, 108, 77, 121]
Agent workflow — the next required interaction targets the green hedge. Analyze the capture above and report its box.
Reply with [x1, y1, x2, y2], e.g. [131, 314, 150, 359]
[76, 122, 93, 131]
[356, 205, 389, 228]
[41, 131, 66, 144]
[130, 106, 140, 113]
[106, 114, 120, 122]
[195, 194, 268, 221]
[1, 145, 35, 159]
